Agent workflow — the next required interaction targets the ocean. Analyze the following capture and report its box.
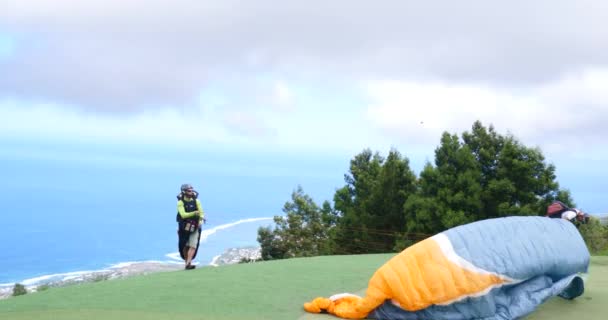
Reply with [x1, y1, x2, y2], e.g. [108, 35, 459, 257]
[0, 140, 348, 286]
[1, 138, 604, 288]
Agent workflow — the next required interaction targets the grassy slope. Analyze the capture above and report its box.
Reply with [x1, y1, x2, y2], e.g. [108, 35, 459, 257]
[0, 255, 606, 320]
[530, 256, 608, 320]
[0, 254, 390, 320]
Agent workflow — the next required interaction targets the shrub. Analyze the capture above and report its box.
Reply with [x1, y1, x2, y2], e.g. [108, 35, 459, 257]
[93, 274, 110, 282]
[12, 283, 27, 296]
[239, 257, 259, 264]
[578, 218, 608, 254]
[37, 284, 50, 292]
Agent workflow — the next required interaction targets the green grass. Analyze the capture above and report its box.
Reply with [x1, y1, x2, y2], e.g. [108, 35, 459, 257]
[530, 256, 608, 320]
[1, 255, 606, 320]
[0, 254, 390, 320]
[593, 249, 608, 256]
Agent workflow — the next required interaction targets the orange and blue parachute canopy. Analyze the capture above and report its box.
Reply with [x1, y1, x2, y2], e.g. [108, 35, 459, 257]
[304, 216, 590, 320]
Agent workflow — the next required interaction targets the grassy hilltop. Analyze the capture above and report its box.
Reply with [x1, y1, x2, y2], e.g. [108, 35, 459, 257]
[0, 255, 606, 320]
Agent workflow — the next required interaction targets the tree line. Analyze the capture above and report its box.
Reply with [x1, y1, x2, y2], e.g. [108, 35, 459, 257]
[257, 121, 608, 258]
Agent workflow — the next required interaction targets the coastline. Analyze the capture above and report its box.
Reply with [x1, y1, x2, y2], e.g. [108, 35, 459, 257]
[0, 216, 272, 300]
[0, 246, 262, 300]
[0, 261, 182, 300]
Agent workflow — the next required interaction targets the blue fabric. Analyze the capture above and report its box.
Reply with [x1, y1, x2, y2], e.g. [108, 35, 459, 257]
[370, 275, 583, 320]
[369, 216, 590, 320]
[444, 217, 589, 279]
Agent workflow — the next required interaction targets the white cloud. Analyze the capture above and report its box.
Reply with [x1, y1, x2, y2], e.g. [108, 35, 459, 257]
[3, 64, 607, 160]
[2, 0, 608, 110]
[365, 68, 608, 152]
[0, 97, 377, 154]
[0, 102, 237, 146]
[537, 68, 608, 112]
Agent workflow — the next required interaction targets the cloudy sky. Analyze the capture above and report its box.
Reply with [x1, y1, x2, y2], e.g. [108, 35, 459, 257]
[1, 0, 607, 212]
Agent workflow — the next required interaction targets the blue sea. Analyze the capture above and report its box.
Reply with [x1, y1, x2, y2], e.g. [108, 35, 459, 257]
[1, 138, 605, 287]
[0, 139, 349, 285]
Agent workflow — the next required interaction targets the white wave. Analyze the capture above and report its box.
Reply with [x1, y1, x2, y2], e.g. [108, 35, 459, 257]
[109, 262, 137, 269]
[209, 255, 221, 267]
[166, 217, 273, 264]
[108, 260, 166, 269]
[16, 261, 180, 288]
[165, 252, 183, 262]
[21, 275, 57, 286]
[20, 269, 98, 286]
[199, 217, 274, 243]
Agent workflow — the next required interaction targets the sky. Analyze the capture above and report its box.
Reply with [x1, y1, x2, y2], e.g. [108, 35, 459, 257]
[1, 0, 607, 213]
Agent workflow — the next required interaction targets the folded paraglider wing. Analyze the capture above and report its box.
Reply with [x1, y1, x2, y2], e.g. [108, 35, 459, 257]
[304, 216, 590, 320]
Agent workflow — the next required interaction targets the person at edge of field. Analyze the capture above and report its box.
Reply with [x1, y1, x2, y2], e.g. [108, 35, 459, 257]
[176, 183, 205, 270]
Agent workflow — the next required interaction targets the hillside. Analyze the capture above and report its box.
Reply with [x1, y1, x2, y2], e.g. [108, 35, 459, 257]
[0, 255, 606, 320]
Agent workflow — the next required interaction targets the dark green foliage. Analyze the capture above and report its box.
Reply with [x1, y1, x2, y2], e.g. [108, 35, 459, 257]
[578, 218, 608, 254]
[238, 257, 258, 264]
[12, 283, 27, 296]
[259, 120, 585, 258]
[257, 186, 335, 260]
[92, 274, 110, 282]
[332, 149, 417, 254]
[36, 284, 50, 292]
[405, 121, 567, 234]
[403, 163, 444, 234]
[257, 225, 286, 260]
[463, 122, 571, 218]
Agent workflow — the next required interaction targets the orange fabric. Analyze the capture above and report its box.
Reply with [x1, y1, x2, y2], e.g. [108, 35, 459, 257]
[366, 237, 506, 311]
[303, 297, 332, 313]
[303, 296, 367, 319]
[303, 237, 507, 319]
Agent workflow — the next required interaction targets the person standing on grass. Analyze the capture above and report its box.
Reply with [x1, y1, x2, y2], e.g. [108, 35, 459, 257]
[176, 183, 205, 270]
